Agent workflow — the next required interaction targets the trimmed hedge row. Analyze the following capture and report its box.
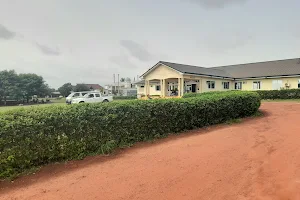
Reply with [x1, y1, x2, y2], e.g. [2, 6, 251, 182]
[182, 91, 229, 98]
[0, 91, 260, 179]
[182, 90, 249, 99]
[183, 89, 300, 100]
[113, 96, 137, 100]
[256, 89, 300, 99]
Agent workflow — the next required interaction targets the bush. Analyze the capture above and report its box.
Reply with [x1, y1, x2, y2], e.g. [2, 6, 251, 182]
[0, 91, 260, 179]
[256, 89, 300, 99]
[113, 96, 137, 100]
[183, 90, 243, 98]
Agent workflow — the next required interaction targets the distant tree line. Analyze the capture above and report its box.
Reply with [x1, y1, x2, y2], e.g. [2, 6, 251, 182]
[0, 70, 54, 105]
[58, 83, 101, 97]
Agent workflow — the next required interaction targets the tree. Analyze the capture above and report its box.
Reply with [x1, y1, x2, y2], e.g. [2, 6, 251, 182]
[0, 70, 20, 105]
[40, 83, 53, 97]
[58, 83, 73, 97]
[74, 84, 90, 92]
[18, 73, 48, 102]
[120, 78, 125, 82]
[125, 77, 131, 82]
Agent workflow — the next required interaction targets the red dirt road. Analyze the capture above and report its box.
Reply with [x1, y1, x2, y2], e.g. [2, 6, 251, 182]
[2, 102, 300, 200]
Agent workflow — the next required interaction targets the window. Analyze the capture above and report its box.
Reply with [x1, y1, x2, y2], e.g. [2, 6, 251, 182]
[272, 80, 282, 90]
[222, 82, 230, 89]
[95, 94, 100, 97]
[206, 81, 215, 89]
[88, 94, 94, 98]
[156, 85, 161, 91]
[82, 93, 88, 96]
[235, 82, 242, 90]
[140, 85, 144, 88]
[298, 80, 300, 88]
[73, 93, 80, 97]
[253, 81, 261, 90]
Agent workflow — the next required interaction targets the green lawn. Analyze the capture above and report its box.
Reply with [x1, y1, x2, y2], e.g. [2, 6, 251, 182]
[0, 98, 66, 113]
[0, 98, 133, 113]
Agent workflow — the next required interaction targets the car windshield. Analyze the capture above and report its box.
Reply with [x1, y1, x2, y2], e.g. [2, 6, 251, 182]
[67, 93, 75, 97]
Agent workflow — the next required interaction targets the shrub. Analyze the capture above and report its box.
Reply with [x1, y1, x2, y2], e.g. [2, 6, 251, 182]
[0, 91, 260, 179]
[256, 89, 300, 99]
[183, 90, 244, 98]
[113, 96, 137, 100]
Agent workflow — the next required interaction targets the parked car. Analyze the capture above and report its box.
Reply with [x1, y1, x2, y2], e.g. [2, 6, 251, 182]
[71, 92, 113, 104]
[66, 91, 90, 104]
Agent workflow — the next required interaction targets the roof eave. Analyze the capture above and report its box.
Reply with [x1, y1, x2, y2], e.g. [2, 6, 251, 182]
[141, 61, 184, 78]
[234, 74, 300, 80]
[183, 72, 234, 80]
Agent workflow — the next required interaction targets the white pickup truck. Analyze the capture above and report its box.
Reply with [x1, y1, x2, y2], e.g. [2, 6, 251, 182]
[71, 92, 113, 104]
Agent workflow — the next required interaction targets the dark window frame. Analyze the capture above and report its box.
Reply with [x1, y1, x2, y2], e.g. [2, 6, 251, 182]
[253, 81, 261, 90]
[206, 81, 215, 89]
[156, 85, 161, 91]
[235, 82, 242, 90]
[223, 82, 230, 89]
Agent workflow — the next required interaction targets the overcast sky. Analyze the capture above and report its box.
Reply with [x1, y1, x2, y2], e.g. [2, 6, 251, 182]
[1, 0, 300, 88]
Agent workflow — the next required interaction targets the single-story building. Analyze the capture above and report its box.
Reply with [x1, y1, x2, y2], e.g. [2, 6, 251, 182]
[85, 84, 103, 91]
[136, 58, 300, 97]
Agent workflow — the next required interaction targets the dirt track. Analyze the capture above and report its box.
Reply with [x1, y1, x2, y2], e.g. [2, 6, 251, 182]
[1, 102, 300, 200]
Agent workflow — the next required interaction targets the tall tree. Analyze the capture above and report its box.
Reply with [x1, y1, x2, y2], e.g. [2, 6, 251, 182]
[0, 70, 19, 105]
[40, 83, 53, 97]
[74, 84, 90, 92]
[120, 78, 125, 82]
[58, 83, 74, 97]
[18, 73, 47, 102]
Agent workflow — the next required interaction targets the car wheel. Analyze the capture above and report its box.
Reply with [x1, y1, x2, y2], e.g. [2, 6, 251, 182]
[79, 101, 84, 103]
[103, 100, 109, 103]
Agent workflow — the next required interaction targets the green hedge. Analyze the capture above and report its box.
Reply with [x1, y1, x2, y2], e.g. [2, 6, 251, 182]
[0, 91, 260, 179]
[183, 89, 300, 100]
[256, 89, 300, 99]
[113, 96, 137, 100]
[182, 90, 242, 98]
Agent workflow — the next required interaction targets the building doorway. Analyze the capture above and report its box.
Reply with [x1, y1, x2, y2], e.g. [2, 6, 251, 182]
[191, 84, 197, 93]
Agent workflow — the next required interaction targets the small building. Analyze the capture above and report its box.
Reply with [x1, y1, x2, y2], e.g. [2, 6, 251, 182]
[84, 84, 103, 91]
[51, 91, 61, 98]
[137, 58, 300, 98]
[104, 81, 137, 96]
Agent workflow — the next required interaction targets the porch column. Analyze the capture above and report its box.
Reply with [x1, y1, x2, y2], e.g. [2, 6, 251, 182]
[181, 78, 184, 96]
[162, 79, 165, 97]
[145, 80, 149, 95]
[161, 79, 163, 97]
[199, 79, 202, 93]
[148, 80, 150, 95]
[178, 78, 181, 97]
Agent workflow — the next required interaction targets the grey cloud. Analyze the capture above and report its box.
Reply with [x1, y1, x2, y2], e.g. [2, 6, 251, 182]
[120, 40, 153, 62]
[200, 32, 254, 53]
[110, 55, 138, 68]
[36, 43, 61, 56]
[186, 0, 248, 9]
[0, 24, 16, 40]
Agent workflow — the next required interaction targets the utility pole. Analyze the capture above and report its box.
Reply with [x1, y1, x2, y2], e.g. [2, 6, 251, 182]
[118, 74, 120, 95]
[113, 74, 115, 95]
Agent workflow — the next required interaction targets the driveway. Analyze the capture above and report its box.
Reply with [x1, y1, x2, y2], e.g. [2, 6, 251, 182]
[1, 102, 300, 200]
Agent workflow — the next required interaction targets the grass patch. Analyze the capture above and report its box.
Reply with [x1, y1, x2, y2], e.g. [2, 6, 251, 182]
[225, 118, 242, 125]
[0, 103, 66, 113]
[252, 110, 264, 117]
